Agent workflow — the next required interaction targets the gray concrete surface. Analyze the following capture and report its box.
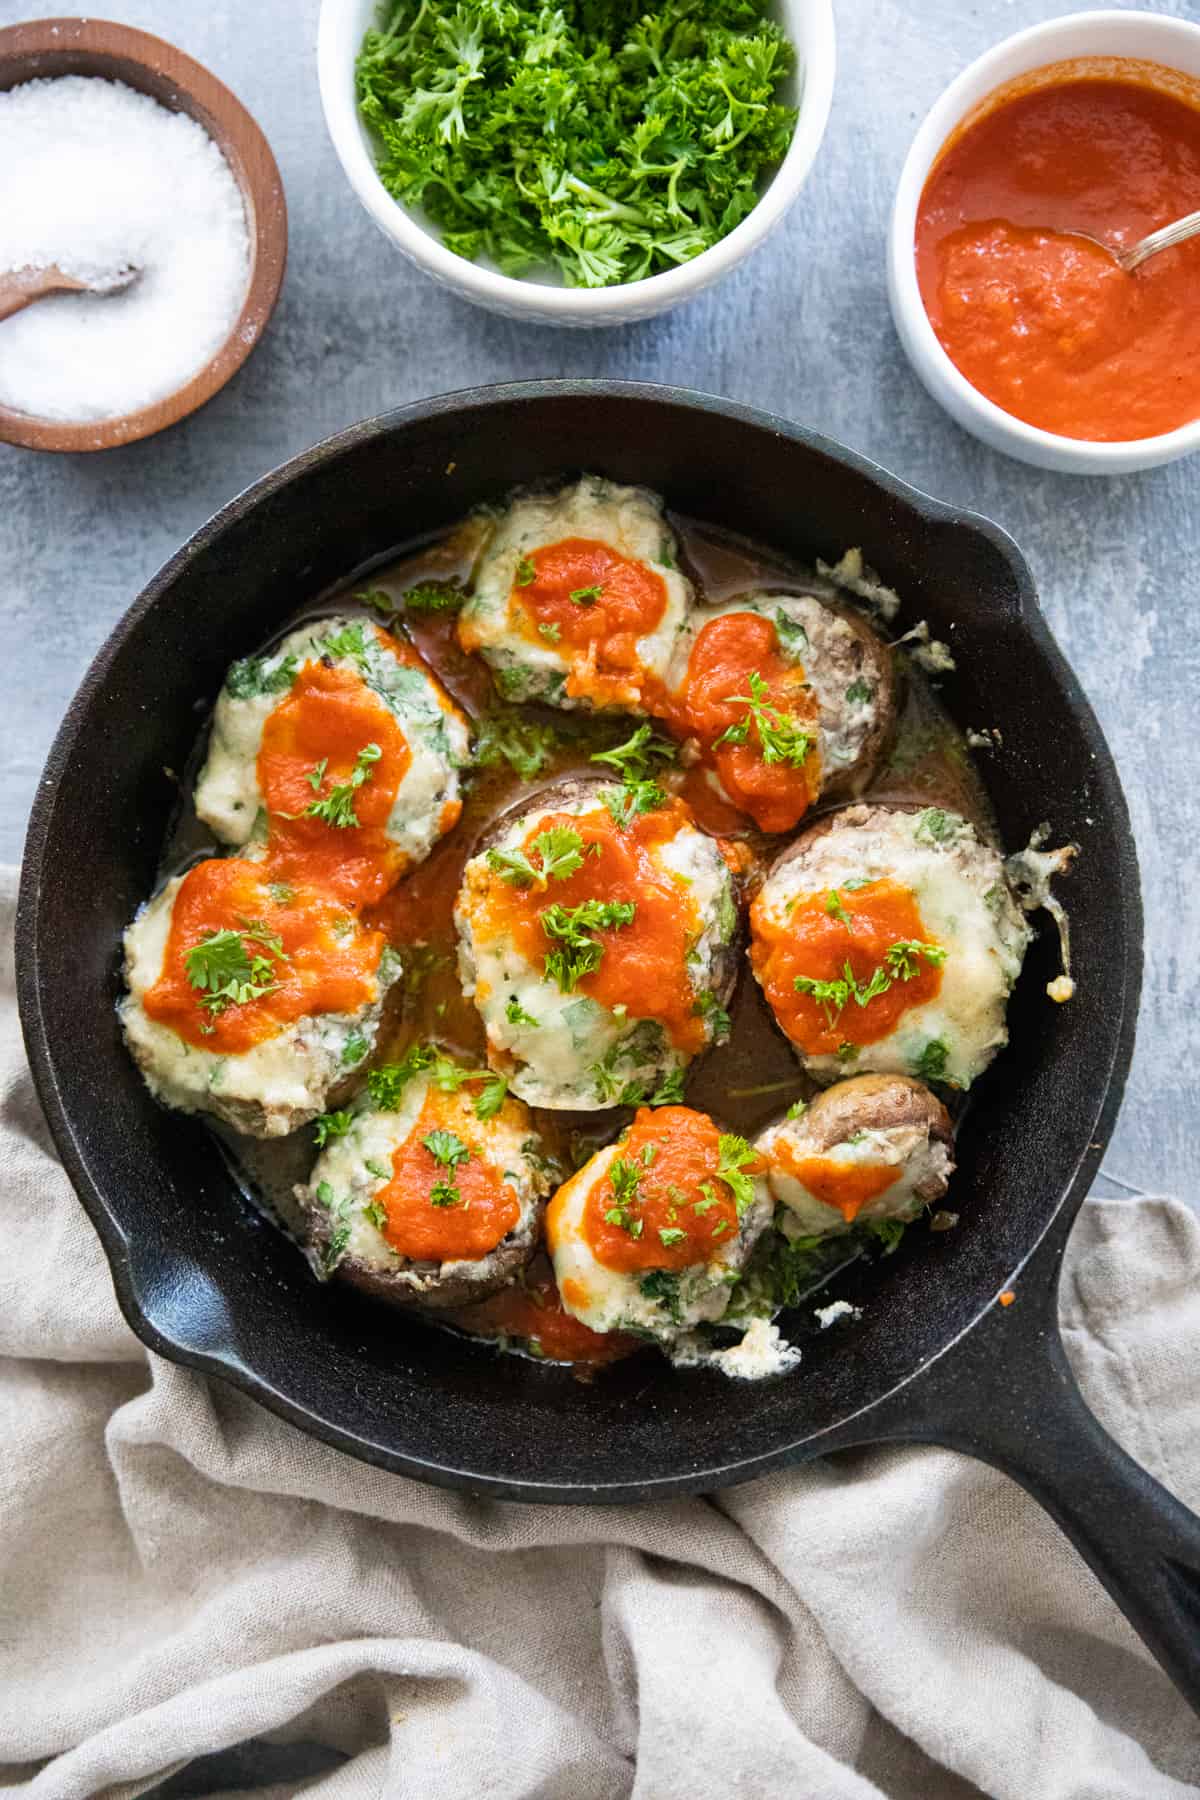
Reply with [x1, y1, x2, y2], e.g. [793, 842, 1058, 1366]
[2, 0, 1196, 1213]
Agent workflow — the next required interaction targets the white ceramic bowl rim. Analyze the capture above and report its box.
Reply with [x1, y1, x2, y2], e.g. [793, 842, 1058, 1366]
[890, 8, 1200, 467]
[318, 0, 835, 320]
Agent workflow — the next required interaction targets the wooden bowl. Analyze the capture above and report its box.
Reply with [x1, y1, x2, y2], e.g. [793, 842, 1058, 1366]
[0, 18, 287, 452]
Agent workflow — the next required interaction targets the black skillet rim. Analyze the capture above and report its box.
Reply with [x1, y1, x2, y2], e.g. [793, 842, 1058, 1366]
[15, 379, 1142, 1500]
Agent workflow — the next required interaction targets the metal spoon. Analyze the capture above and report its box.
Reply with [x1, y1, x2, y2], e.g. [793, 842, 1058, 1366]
[1078, 207, 1200, 274]
[0, 262, 140, 323]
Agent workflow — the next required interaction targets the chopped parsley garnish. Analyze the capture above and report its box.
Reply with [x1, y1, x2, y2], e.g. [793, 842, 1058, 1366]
[398, 582, 465, 612]
[604, 1154, 645, 1237]
[602, 779, 668, 829]
[692, 989, 732, 1041]
[301, 742, 381, 829]
[885, 938, 948, 981]
[364, 1197, 390, 1231]
[305, 758, 329, 792]
[225, 653, 298, 700]
[505, 996, 540, 1028]
[472, 708, 561, 780]
[570, 584, 603, 605]
[845, 677, 874, 705]
[315, 623, 369, 662]
[364, 1159, 391, 1182]
[591, 723, 678, 782]
[792, 972, 851, 1030]
[312, 1109, 354, 1147]
[786, 1097, 808, 1121]
[590, 727, 676, 828]
[870, 1217, 907, 1254]
[639, 1268, 683, 1322]
[185, 919, 287, 1025]
[825, 889, 853, 929]
[540, 898, 636, 993]
[423, 1127, 470, 1208]
[712, 670, 812, 768]
[315, 1181, 353, 1276]
[715, 1133, 759, 1215]
[914, 808, 957, 845]
[487, 826, 585, 890]
[514, 555, 536, 587]
[795, 936, 948, 1032]
[355, 0, 797, 290]
[773, 610, 809, 660]
[659, 1227, 687, 1247]
[341, 1031, 369, 1067]
[913, 1038, 950, 1082]
[649, 1066, 687, 1106]
[537, 622, 561, 643]
[365, 1044, 507, 1121]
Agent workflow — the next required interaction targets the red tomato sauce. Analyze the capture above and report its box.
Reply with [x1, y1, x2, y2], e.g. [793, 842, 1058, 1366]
[663, 612, 821, 834]
[482, 799, 712, 1054]
[257, 659, 412, 906]
[142, 857, 384, 1053]
[582, 1106, 752, 1273]
[772, 1142, 899, 1223]
[376, 1091, 519, 1261]
[509, 537, 667, 705]
[750, 878, 942, 1055]
[916, 73, 1200, 440]
[453, 1257, 639, 1365]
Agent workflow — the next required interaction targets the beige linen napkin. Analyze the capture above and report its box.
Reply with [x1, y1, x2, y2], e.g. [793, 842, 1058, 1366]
[2, 866, 1198, 1800]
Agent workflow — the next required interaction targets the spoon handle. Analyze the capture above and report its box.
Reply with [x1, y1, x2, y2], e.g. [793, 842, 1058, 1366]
[0, 265, 83, 323]
[1121, 207, 1200, 273]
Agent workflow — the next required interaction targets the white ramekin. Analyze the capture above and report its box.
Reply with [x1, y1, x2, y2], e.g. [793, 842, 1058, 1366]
[318, 0, 835, 328]
[888, 10, 1200, 476]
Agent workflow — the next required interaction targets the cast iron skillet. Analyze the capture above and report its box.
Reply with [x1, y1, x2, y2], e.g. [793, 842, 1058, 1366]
[17, 382, 1200, 1708]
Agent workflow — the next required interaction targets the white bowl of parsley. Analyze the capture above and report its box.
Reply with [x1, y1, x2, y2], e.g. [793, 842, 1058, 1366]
[318, 0, 835, 325]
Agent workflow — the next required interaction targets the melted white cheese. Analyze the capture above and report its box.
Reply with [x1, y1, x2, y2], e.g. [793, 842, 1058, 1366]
[457, 477, 692, 710]
[671, 1317, 803, 1379]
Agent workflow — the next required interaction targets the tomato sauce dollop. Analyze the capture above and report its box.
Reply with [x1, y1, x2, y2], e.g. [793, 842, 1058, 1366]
[257, 652, 413, 907]
[483, 799, 712, 1054]
[582, 1106, 754, 1274]
[376, 1092, 519, 1262]
[510, 537, 667, 704]
[142, 857, 385, 1053]
[751, 878, 942, 1055]
[916, 75, 1200, 441]
[667, 611, 821, 834]
[772, 1142, 899, 1224]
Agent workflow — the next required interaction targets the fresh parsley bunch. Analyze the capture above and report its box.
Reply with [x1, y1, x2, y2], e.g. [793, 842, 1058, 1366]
[356, 0, 797, 288]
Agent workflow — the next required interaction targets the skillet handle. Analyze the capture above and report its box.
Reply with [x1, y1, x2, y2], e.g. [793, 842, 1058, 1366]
[848, 1254, 1200, 1712]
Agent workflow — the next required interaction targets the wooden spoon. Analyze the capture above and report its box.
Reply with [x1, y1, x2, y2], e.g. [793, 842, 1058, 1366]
[0, 262, 140, 323]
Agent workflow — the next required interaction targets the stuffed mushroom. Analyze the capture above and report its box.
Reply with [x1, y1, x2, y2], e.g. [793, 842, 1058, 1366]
[295, 1053, 551, 1309]
[658, 593, 896, 834]
[455, 779, 741, 1109]
[756, 1075, 954, 1238]
[120, 856, 401, 1138]
[545, 1105, 772, 1340]
[456, 477, 692, 713]
[195, 616, 469, 905]
[750, 804, 1031, 1089]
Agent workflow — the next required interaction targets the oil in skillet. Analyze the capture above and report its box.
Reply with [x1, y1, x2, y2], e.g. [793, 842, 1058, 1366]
[164, 506, 990, 1306]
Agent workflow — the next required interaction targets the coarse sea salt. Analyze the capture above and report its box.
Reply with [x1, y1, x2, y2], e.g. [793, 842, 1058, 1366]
[0, 76, 251, 423]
